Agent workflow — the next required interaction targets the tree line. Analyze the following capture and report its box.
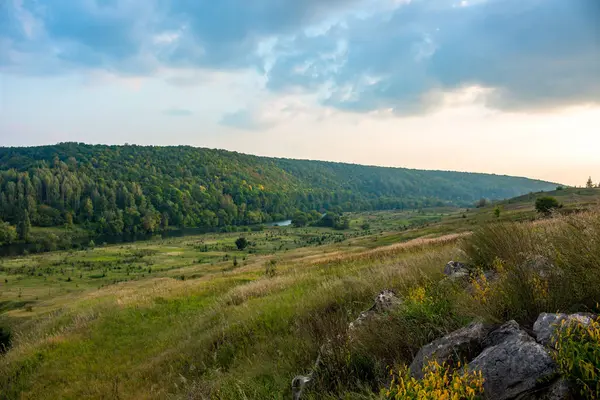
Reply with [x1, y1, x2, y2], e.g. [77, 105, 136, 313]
[0, 143, 556, 245]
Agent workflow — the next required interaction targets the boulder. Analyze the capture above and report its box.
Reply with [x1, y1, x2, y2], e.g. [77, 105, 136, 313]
[525, 378, 573, 400]
[533, 312, 597, 347]
[409, 321, 491, 379]
[467, 321, 557, 400]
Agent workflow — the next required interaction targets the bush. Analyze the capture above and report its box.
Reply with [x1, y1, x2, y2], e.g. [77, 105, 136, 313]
[382, 360, 484, 399]
[265, 260, 277, 277]
[235, 237, 248, 250]
[535, 196, 561, 215]
[0, 326, 11, 353]
[554, 317, 600, 399]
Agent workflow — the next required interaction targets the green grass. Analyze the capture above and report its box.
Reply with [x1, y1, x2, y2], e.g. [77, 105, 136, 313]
[2, 193, 600, 399]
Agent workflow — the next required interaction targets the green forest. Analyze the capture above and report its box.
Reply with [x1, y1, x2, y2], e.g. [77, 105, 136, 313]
[0, 143, 555, 244]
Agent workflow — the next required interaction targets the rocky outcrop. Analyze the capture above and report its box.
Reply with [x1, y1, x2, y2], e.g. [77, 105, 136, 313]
[467, 321, 557, 400]
[533, 312, 597, 347]
[409, 321, 492, 379]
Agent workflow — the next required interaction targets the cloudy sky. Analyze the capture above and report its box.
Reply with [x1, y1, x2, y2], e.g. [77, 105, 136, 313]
[1, 0, 599, 185]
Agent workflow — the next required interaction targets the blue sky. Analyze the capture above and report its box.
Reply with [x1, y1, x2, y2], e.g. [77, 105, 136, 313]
[1, 0, 599, 185]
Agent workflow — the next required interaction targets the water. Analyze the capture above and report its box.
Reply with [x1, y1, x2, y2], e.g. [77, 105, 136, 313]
[266, 219, 292, 227]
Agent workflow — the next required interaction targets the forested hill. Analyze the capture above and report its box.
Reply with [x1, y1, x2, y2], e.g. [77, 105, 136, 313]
[0, 143, 556, 235]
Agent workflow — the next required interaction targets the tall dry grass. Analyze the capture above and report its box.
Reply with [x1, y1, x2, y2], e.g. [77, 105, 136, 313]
[463, 208, 600, 325]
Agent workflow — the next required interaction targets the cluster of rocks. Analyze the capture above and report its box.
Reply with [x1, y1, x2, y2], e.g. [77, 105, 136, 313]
[292, 260, 596, 399]
[409, 316, 581, 399]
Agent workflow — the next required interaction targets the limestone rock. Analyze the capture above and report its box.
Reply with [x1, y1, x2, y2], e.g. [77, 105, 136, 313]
[444, 260, 470, 279]
[525, 378, 573, 400]
[409, 321, 491, 379]
[533, 312, 597, 347]
[467, 321, 557, 400]
[348, 289, 402, 332]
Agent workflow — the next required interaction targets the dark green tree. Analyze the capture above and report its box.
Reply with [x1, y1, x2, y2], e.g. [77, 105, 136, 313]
[235, 237, 248, 250]
[17, 210, 31, 241]
[535, 196, 561, 215]
[586, 177, 594, 188]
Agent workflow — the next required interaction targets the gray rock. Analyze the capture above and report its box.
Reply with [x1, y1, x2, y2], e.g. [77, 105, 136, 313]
[444, 260, 470, 278]
[533, 312, 597, 347]
[348, 290, 402, 332]
[467, 321, 557, 400]
[523, 378, 573, 400]
[483, 320, 529, 347]
[409, 321, 491, 379]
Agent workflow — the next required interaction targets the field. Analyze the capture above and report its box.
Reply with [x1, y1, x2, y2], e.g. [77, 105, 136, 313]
[1, 188, 599, 399]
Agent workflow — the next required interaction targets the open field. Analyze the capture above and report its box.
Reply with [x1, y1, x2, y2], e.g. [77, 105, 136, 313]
[1, 188, 600, 399]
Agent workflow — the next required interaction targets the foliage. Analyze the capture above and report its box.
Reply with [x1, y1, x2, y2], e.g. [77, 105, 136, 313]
[494, 206, 501, 218]
[463, 209, 600, 325]
[0, 221, 17, 245]
[587, 177, 594, 189]
[0, 143, 554, 241]
[535, 196, 561, 215]
[554, 317, 600, 399]
[265, 259, 277, 277]
[382, 360, 485, 400]
[235, 237, 248, 250]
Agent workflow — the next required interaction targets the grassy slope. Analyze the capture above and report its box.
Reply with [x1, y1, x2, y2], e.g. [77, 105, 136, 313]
[1, 188, 599, 399]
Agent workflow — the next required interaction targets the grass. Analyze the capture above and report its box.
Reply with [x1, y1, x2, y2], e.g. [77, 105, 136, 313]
[1, 192, 600, 399]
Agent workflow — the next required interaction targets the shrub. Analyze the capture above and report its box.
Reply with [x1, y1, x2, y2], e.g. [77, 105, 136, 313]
[535, 196, 561, 215]
[235, 237, 248, 250]
[382, 360, 485, 400]
[265, 260, 277, 277]
[554, 317, 600, 399]
[0, 326, 11, 353]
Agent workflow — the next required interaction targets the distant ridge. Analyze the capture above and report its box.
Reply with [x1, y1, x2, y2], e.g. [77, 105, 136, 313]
[0, 143, 557, 233]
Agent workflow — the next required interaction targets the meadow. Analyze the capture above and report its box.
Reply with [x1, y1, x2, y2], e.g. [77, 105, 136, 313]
[1, 188, 599, 399]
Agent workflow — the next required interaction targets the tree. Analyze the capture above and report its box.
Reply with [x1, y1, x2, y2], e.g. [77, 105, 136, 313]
[494, 206, 501, 218]
[17, 210, 31, 241]
[476, 198, 488, 208]
[586, 177, 594, 189]
[535, 196, 561, 215]
[235, 237, 248, 250]
[0, 221, 17, 245]
[292, 211, 308, 227]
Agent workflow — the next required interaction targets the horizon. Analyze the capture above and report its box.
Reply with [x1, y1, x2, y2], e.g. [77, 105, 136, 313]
[2, 0, 599, 187]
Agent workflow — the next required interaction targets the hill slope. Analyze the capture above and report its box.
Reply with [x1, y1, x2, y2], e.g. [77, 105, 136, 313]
[0, 143, 556, 234]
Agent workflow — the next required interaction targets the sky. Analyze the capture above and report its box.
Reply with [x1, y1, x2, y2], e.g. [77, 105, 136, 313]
[0, 0, 599, 186]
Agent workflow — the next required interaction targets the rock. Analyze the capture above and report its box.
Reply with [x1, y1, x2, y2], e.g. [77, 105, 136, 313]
[467, 321, 557, 400]
[522, 255, 557, 279]
[482, 320, 528, 347]
[533, 312, 597, 347]
[348, 290, 402, 332]
[374, 289, 402, 312]
[444, 261, 470, 278]
[525, 378, 573, 400]
[409, 321, 491, 379]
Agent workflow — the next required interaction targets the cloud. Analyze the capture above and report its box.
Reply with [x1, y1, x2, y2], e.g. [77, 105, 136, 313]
[163, 108, 193, 117]
[1, 0, 598, 114]
[220, 109, 273, 130]
[266, 0, 600, 113]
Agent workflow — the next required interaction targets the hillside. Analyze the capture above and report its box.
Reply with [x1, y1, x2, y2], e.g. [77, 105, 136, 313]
[0, 143, 556, 237]
[1, 193, 599, 398]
